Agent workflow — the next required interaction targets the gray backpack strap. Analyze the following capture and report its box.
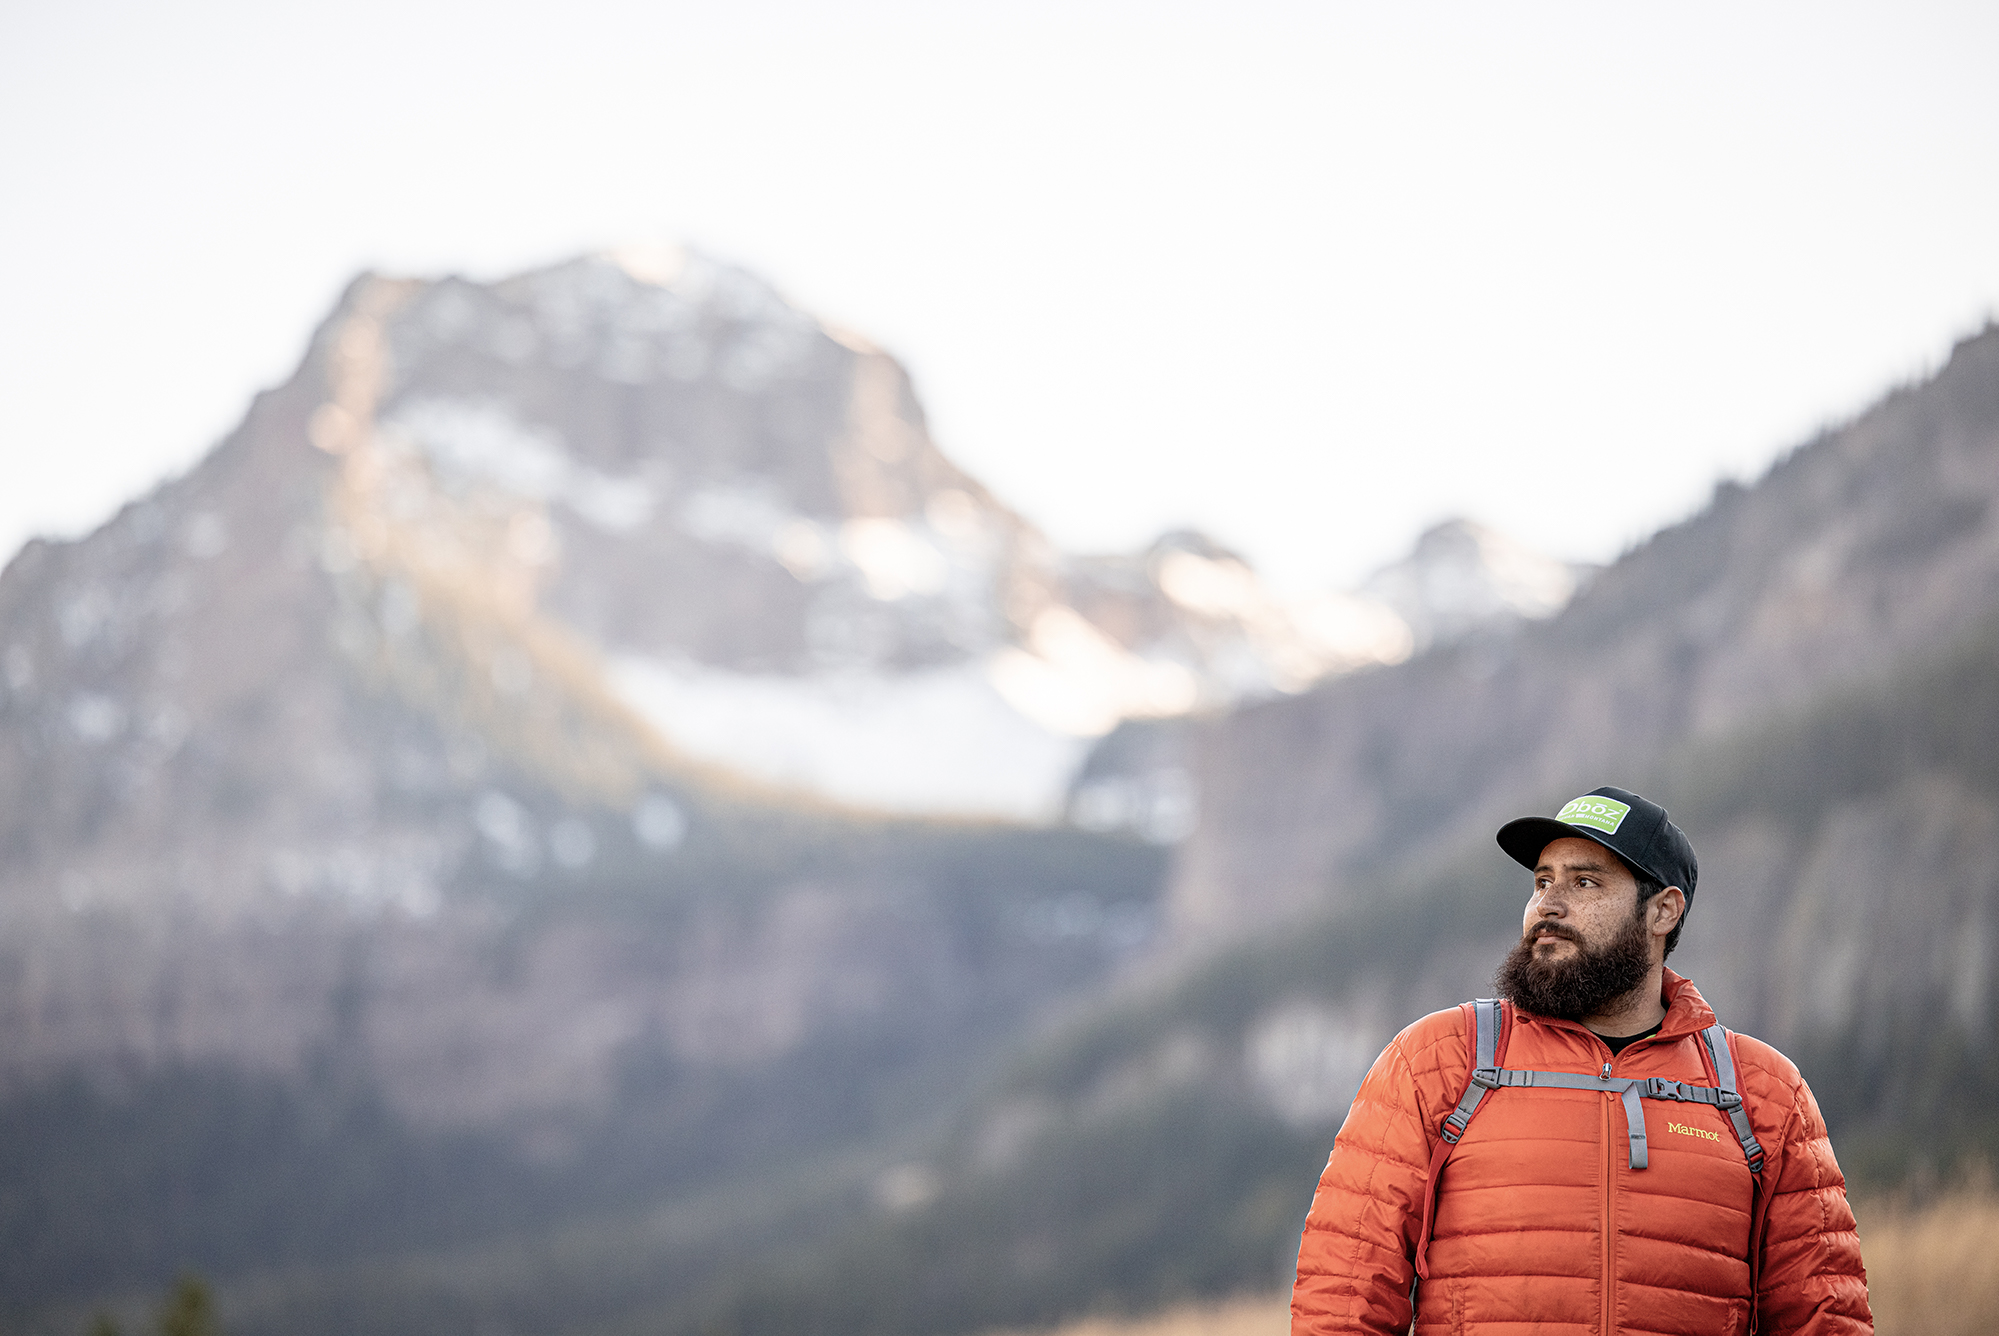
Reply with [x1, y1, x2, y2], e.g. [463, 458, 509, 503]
[1487, 1067, 1651, 1167]
[1438, 999, 1503, 1144]
[1621, 1086, 1650, 1169]
[1435, 1015, 1764, 1177]
[1416, 1000, 1505, 1281]
[1699, 1024, 1766, 1173]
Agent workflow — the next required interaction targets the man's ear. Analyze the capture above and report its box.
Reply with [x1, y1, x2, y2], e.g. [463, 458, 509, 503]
[1650, 886, 1686, 936]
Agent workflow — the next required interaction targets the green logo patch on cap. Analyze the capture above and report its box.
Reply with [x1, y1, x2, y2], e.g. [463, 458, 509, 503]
[1556, 794, 1631, 834]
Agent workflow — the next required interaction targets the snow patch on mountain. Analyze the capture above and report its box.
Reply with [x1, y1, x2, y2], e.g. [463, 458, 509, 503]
[990, 607, 1198, 738]
[1360, 519, 1588, 652]
[608, 656, 1086, 820]
[383, 397, 656, 533]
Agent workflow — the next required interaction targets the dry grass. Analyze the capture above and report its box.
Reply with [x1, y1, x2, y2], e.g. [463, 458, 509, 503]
[985, 1192, 1999, 1336]
[1857, 1189, 1999, 1336]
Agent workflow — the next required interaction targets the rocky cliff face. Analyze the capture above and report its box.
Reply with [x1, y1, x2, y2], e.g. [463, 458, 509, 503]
[318, 251, 1416, 820]
[0, 251, 1222, 1129]
[0, 254, 1210, 1313]
[0, 246, 1567, 1199]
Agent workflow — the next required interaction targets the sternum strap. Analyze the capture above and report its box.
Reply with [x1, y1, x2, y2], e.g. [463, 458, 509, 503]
[1482, 1067, 1750, 1169]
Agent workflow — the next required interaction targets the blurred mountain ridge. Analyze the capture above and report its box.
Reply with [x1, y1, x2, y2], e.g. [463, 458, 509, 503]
[0, 248, 1572, 1327]
[1359, 516, 1591, 653]
[0, 249, 1568, 1127]
[1065, 520, 1595, 843]
[5, 256, 1990, 1336]
[1170, 325, 1999, 943]
[0, 251, 1213, 1184]
[643, 325, 1999, 1336]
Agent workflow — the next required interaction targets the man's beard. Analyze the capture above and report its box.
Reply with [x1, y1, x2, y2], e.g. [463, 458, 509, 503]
[1494, 905, 1653, 1022]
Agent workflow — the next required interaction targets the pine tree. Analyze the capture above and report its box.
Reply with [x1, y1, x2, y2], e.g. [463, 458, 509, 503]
[154, 1276, 218, 1336]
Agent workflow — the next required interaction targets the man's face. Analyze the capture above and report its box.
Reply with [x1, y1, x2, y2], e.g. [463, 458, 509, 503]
[1492, 837, 1658, 1022]
[1521, 837, 1644, 962]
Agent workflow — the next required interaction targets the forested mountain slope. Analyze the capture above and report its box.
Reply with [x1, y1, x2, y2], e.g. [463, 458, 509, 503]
[650, 329, 1999, 1336]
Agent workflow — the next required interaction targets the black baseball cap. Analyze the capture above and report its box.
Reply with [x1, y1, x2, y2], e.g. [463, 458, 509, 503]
[1495, 785, 1697, 900]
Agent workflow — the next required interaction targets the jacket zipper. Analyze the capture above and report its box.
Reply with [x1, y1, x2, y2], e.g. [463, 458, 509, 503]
[1601, 1057, 1616, 1336]
[1560, 1018, 1696, 1333]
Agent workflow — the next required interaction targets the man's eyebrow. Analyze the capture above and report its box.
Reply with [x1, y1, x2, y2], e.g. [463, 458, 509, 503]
[1534, 858, 1614, 875]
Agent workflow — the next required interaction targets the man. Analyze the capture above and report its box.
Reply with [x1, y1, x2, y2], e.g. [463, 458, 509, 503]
[1291, 786, 1871, 1335]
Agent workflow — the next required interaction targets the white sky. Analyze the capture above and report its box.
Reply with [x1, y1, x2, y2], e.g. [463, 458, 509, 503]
[2, 0, 1996, 590]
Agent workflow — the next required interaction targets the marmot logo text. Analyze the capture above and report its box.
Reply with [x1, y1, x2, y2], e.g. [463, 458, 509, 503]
[1667, 1121, 1721, 1143]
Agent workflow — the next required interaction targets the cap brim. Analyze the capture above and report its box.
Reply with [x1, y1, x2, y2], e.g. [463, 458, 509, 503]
[1496, 816, 1630, 876]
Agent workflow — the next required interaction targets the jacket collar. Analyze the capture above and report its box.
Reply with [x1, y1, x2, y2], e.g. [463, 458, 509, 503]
[1512, 968, 1717, 1040]
[1656, 968, 1718, 1036]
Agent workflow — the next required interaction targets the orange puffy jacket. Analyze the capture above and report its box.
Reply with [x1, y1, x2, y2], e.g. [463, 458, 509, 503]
[1292, 971, 1871, 1335]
